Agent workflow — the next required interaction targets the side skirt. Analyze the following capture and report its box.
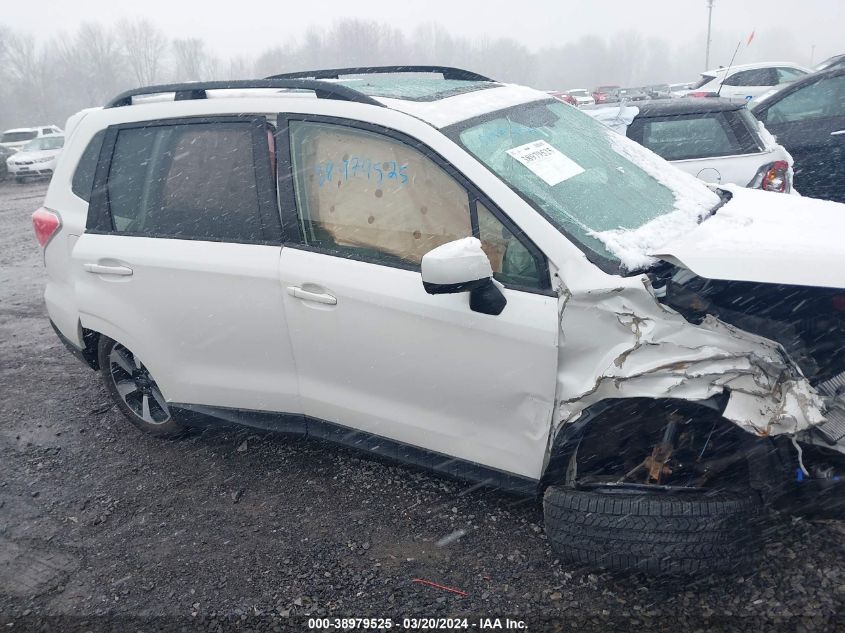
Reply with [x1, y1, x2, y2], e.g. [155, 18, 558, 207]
[170, 403, 539, 497]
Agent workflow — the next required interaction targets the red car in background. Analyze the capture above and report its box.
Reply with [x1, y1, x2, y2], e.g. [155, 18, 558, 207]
[547, 90, 577, 105]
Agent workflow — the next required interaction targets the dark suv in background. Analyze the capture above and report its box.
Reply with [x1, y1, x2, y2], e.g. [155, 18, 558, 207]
[751, 66, 845, 203]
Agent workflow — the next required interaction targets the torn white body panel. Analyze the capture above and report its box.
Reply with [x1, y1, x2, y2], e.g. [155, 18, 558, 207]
[553, 277, 827, 444]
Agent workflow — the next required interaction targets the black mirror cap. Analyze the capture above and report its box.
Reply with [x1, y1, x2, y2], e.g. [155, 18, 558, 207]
[423, 277, 489, 295]
[469, 279, 507, 316]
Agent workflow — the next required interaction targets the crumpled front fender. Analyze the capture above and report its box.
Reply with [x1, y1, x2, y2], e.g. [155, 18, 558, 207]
[554, 278, 827, 441]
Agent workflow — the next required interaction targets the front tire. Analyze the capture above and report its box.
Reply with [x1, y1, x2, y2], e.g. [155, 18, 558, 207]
[544, 484, 761, 575]
[98, 337, 186, 438]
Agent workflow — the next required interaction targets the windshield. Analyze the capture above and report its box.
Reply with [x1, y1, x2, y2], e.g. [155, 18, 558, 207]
[22, 136, 64, 151]
[449, 100, 720, 272]
[568, 90, 590, 96]
[1, 130, 37, 143]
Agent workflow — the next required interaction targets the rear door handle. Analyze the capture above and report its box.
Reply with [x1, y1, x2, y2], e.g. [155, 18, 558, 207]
[287, 286, 337, 305]
[84, 263, 133, 276]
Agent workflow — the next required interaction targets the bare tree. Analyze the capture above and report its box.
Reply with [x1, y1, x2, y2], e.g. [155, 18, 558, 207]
[172, 38, 217, 81]
[119, 18, 169, 86]
[55, 22, 129, 107]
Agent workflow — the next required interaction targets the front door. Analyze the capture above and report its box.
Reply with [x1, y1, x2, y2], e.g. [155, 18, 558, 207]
[277, 117, 559, 479]
[72, 116, 301, 414]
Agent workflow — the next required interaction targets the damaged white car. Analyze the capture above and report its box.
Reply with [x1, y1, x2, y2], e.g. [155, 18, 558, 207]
[36, 67, 845, 575]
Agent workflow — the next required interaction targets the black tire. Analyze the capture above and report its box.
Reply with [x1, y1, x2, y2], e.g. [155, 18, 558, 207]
[15, 176, 25, 184]
[544, 485, 762, 575]
[98, 336, 186, 438]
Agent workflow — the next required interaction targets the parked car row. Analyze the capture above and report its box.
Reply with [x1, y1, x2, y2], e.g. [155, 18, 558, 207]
[584, 98, 794, 195]
[584, 61, 845, 203]
[553, 60, 817, 111]
[0, 124, 64, 183]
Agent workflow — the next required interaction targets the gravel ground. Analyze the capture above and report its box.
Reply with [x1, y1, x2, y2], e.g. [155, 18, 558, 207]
[1, 177, 844, 632]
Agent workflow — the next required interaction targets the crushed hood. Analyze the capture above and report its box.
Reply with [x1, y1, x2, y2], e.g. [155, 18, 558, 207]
[653, 185, 845, 289]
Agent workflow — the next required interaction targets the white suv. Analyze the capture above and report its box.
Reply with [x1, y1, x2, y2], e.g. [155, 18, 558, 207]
[684, 62, 811, 102]
[34, 67, 845, 575]
[1, 125, 63, 152]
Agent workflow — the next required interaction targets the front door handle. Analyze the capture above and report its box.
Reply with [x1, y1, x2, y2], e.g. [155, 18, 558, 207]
[287, 286, 337, 305]
[831, 130, 845, 136]
[84, 263, 133, 276]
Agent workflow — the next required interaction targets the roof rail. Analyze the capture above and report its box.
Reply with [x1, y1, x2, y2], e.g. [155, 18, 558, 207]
[266, 66, 494, 82]
[104, 79, 385, 109]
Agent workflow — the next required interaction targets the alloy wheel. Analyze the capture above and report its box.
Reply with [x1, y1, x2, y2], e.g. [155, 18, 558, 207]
[108, 344, 170, 424]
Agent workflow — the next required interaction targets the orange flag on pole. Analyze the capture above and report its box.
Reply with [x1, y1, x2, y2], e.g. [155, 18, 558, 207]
[747, 30, 756, 46]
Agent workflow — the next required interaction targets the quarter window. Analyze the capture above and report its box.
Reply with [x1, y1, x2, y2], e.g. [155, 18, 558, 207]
[105, 122, 266, 241]
[288, 120, 545, 288]
[72, 130, 105, 202]
[776, 67, 807, 83]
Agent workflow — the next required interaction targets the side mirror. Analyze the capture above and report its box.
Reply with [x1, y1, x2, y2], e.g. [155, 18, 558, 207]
[421, 237, 507, 316]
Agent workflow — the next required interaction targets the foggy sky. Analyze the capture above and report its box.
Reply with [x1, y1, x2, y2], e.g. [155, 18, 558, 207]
[7, 0, 843, 66]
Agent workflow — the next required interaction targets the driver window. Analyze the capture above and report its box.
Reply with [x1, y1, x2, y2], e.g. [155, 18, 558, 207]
[288, 120, 545, 289]
[477, 202, 540, 288]
[289, 121, 471, 267]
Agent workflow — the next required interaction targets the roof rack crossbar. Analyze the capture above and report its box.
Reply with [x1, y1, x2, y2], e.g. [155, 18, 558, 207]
[265, 66, 494, 82]
[105, 79, 385, 108]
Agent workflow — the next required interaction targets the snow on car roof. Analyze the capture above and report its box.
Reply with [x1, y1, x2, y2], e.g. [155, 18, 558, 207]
[633, 97, 748, 116]
[376, 82, 551, 128]
[703, 61, 809, 76]
[336, 76, 497, 101]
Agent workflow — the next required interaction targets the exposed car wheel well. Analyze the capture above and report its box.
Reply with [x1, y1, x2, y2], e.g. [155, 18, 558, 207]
[79, 326, 101, 370]
[541, 397, 754, 492]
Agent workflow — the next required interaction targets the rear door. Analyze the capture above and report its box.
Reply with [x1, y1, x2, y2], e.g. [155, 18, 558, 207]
[276, 116, 559, 480]
[72, 116, 301, 414]
[756, 73, 845, 202]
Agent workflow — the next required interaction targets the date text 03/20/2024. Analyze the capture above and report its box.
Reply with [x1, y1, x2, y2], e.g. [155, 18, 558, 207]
[307, 617, 528, 630]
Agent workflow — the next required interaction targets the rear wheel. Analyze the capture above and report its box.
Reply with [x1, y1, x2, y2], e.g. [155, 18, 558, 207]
[98, 337, 186, 438]
[15, 176, 25, 184]
[544, 483, 761, 575]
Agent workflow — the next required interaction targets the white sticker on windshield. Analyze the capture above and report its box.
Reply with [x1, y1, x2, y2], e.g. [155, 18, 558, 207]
[506, 140, 584, 186]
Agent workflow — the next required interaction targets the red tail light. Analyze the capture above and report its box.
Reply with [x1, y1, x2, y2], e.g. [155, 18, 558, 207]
[748, 160, 791, 193]
[32, 207, 61, 247]
[689, 91, 717, 98]
[833, 295, 845, 312]
[760, 160, 790, 193]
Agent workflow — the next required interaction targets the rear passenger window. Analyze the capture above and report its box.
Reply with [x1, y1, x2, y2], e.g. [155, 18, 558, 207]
[723, 68, 778, 87]
[106, 122, 265, 241]
[72, 130, 105, 202]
